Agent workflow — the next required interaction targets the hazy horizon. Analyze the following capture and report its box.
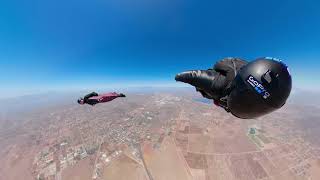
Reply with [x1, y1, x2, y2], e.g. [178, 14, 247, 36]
[2, 84, 320, 99]
[1, 1, 320, 178]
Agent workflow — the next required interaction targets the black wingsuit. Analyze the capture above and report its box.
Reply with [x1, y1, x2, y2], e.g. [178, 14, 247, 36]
[175, 58, 247, 110]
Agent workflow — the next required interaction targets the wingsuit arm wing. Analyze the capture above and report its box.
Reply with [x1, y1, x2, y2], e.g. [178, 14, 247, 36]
[175, 69, 226, 100]
[175, 58, 248, 102]
[84, 92, 99, 100]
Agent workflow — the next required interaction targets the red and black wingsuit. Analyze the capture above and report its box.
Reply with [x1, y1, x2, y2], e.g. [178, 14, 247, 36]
[77, 92, 126, 106]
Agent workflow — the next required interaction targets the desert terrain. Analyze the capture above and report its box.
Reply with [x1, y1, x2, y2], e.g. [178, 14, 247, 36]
[0, 88, 320, 180]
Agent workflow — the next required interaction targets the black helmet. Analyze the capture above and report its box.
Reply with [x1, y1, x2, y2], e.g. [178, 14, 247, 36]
[77, 97, 84, 104]
[227, 57, 292, 119]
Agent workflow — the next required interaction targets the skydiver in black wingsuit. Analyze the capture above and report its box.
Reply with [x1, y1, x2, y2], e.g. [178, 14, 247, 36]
[175, 57, 292, 119]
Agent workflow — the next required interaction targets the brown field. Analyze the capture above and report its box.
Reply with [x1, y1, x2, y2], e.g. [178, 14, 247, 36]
[250, 151, 266, 161]
[205, 155, 235, 180]
[189, 125, 203, 134]
[190, 168, 206, 180]
[0, 145, 35, 180]
[227, 155, 256, 180]
[61, 157, 95, 180]
[257, 153, 281, 175]
[244, 154, 269, 179]
[207, 121, 257, 153]
[282, 154, 299, 167]
[175, 132, 188, 150]
[257, 134, 271, 144]
[178, 123, 190, 134]
[102, 154, 147, 180]
[184, 152, 207, 169]
[188, 134, 214, 153]
[306, 159, 320, 179]
[271, 156, 292, 172]
[272, 170, 303, 180]
[143, 137, 193, 180]
[229, 134, 258, 152]
[210, 137, 232, 153]
[263, 149, 278, 160]
[273, 145, 294, 157]
[212, 134, 257, 153]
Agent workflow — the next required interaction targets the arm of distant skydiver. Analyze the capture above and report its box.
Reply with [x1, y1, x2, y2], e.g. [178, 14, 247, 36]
[83, 92, 99, 101]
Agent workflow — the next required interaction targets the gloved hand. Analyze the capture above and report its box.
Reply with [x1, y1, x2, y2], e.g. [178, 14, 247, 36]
[175, 69, 221, 99]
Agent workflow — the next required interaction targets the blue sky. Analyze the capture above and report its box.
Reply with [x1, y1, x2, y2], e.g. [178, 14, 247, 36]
[0, 0, 319, 96]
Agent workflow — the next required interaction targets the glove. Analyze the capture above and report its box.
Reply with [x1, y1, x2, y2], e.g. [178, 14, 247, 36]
[175, 70, 220, 99]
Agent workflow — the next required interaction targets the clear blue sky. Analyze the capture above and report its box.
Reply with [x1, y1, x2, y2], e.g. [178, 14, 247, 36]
[0, 0, 319, 96]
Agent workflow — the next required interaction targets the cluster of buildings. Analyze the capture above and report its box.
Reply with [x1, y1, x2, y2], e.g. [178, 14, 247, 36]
[33, 142, 88, 180]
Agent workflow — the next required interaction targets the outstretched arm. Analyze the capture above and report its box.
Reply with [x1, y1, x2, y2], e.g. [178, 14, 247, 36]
[175, 58, 248, 101]
[175, 69, 226, 100]
[84, 92, 99, 100]
[175, 70, 217, 92]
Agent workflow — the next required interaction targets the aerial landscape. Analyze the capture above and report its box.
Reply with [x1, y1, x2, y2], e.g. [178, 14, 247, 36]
[1, 88, 320, 180]
[1, 0, 320, 179]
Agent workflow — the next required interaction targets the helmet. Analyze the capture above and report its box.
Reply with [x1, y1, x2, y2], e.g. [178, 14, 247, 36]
[227, 57, 292, 119]
[77, 98, 84, 104]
